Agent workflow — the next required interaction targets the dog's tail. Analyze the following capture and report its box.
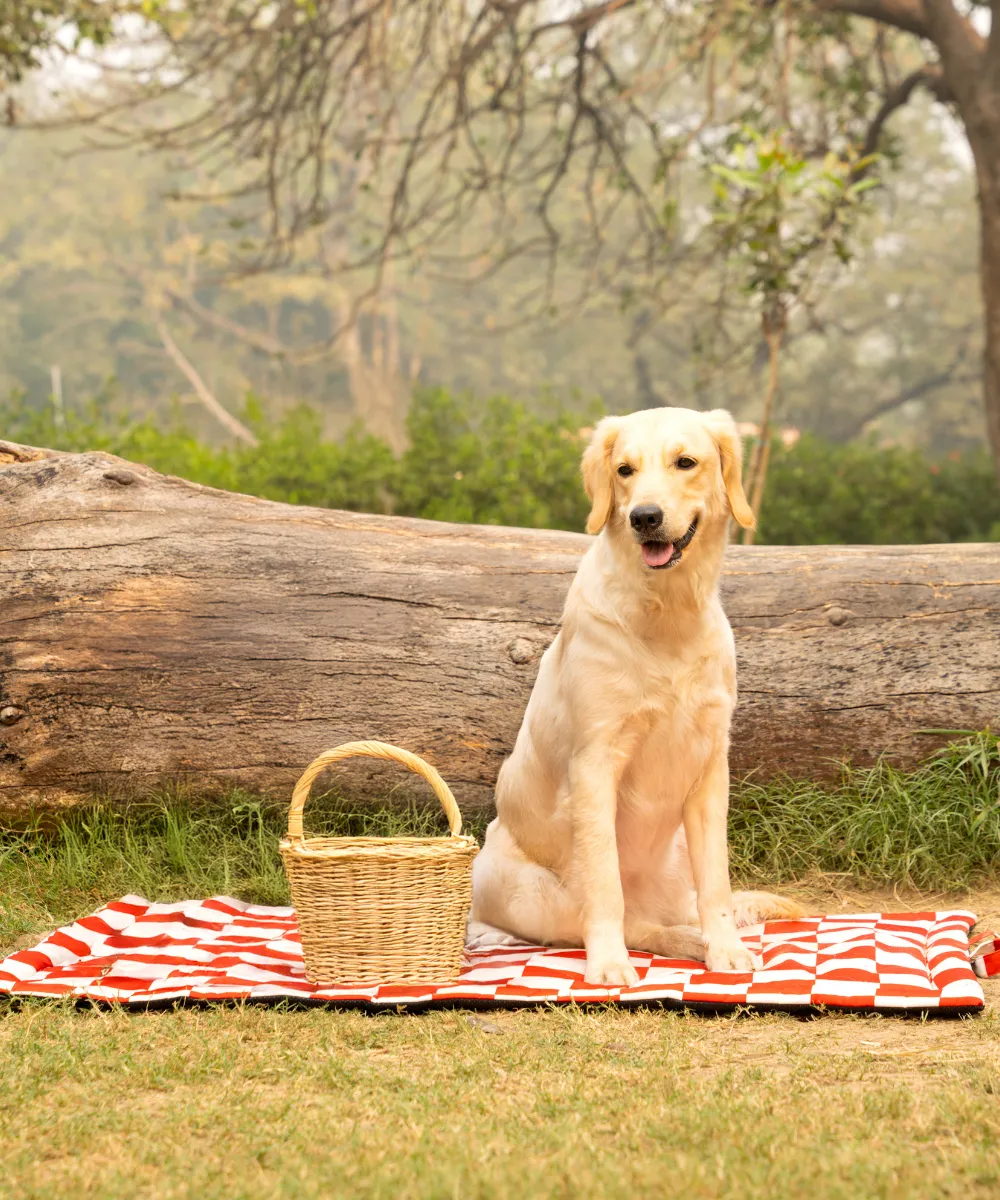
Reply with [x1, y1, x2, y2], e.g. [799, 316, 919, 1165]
[732, 890, 806, 927]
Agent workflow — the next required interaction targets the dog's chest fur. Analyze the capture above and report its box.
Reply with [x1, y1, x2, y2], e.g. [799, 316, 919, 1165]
[608, 619, 734, 844]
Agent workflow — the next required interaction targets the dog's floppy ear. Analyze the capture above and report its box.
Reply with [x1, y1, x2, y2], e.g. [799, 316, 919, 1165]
[581, 417, 623, 535]
[704, 409, 755, 530]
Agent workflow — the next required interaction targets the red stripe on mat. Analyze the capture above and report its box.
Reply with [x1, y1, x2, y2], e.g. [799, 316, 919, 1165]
[0, 898, 986, 1013]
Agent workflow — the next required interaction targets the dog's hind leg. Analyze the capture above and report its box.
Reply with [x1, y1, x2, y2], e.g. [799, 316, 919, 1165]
[470, 820, 582, 947]
[465, 919, 528, 950]
[471, 820, 708, 963]
[623, 918, 704, 962]
[732, 890, 806, 926]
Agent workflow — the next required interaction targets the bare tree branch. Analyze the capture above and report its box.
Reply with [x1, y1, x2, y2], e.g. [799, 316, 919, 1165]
[859, 63, 952, 164]
[816, 0, 932, 41]
[151, 310, 259, 446]
[165, 287, 291, 358]
[845, 332, 978, 437]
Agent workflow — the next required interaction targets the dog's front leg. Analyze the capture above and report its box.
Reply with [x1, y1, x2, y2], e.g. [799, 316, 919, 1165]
[569, 753, 638, 987]
[683, 746, 760, 973]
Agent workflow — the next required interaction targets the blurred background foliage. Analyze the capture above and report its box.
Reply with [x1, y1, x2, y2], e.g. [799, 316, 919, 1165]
[6, 387, 997, 544]
[0, 4, 996, 542]
[0, 101, 984, 455]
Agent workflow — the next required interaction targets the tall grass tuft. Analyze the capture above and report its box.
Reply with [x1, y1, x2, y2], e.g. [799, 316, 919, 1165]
[0, 789, 494, 945]
[729, 732, 1000, 891]
[2, 735, 998, 948]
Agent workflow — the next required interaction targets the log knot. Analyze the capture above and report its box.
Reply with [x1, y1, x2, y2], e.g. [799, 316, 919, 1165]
[508, 638, 537, 664]
[103, 469, 138, 487]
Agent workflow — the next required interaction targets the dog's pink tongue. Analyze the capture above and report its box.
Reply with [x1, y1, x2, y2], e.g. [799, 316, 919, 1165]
[642, 541, 674, 568]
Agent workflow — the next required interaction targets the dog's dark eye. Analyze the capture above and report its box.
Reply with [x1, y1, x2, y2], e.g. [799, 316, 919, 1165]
[617, 463, 635, 478]
[676, 456, 697, 470]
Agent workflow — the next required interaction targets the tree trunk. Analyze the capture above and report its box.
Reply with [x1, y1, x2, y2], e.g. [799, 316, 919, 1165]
[969, 118, 1000, 480]
[336, 292, 410, 455]
[2, 440, 999, 823]
[743, 317, 784, 547]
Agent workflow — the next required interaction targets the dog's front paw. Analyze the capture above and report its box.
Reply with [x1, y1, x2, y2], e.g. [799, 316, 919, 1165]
[584, 953, 640, 988]
[705, 939, 761, 974]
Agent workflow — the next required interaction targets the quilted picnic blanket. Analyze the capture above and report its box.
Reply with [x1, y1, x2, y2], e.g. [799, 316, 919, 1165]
[0, 896, 993, 1013]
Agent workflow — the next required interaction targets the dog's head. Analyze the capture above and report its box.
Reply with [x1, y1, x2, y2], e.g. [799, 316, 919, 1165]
[581, 407, 754, 570]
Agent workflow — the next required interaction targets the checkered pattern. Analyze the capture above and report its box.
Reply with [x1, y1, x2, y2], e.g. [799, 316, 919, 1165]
[972, 931, 1000, 980]
[0, 897, 985, 1012]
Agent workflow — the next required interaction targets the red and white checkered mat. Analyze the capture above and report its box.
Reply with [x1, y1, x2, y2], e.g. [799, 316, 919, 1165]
[972, 931, 1000, 981]
[0, 896, 992, 1013]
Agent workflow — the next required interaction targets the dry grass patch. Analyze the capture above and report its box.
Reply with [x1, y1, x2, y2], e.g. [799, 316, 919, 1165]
[2, 1000, 1000, 1199]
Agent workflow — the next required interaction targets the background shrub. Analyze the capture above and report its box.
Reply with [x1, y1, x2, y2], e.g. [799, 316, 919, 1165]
[4, 388, 999, 542]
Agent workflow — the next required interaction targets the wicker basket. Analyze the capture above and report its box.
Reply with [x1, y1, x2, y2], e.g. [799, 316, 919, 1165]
[279, 741, 479, 984]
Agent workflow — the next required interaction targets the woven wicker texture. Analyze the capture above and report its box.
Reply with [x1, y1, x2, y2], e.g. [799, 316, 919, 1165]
[280, 741, 479, 984]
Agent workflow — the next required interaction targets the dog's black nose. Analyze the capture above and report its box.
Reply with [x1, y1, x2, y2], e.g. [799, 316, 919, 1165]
[629, 504, 663, 534]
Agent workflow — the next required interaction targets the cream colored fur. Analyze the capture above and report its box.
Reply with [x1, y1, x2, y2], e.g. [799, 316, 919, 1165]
[468, 406, 802, 985]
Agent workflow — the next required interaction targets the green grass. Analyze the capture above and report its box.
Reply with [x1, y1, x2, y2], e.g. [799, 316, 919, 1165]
[2, 1002, 1000, 1198]
[0, 789, 492, 950]
[730, 733, 1000, 893]
[3, 735, 1000, 1199]
[2, 734, 998, 951]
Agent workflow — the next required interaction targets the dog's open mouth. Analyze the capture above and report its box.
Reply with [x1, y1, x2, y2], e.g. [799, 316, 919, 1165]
[640, 516, 699, 570]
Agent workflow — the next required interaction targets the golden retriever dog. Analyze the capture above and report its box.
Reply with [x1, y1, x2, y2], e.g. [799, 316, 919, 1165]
[468, 406, 802, 985]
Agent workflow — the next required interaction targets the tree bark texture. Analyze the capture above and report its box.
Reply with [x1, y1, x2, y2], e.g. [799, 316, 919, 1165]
[1, 440, 998, 821]
[967, 95, 1000, 479]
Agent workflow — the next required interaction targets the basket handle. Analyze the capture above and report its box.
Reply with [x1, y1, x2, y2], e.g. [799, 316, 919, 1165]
[286, 740, 464, 841]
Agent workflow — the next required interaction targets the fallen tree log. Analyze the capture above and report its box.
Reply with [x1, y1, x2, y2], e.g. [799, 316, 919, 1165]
[1, 439, 998, 820]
